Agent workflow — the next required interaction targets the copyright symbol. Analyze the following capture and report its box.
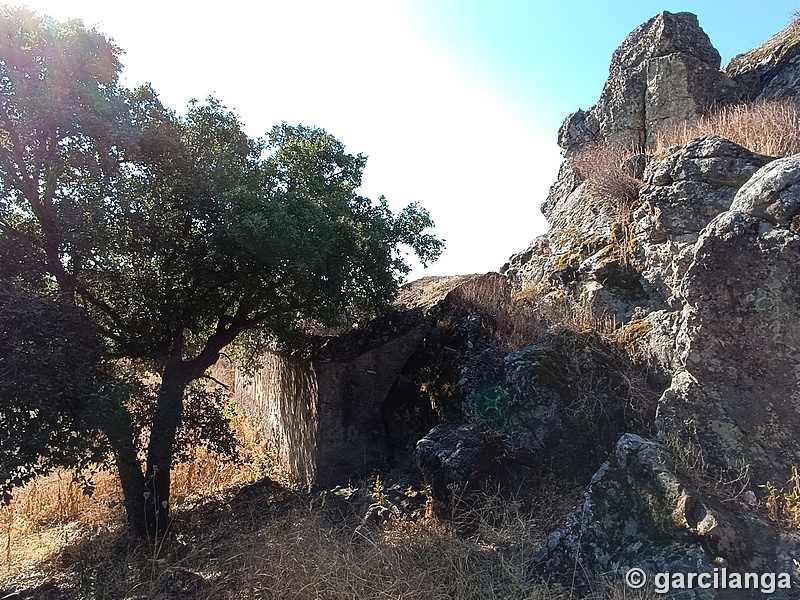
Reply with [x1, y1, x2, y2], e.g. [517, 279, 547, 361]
[625, 567, 647, 589]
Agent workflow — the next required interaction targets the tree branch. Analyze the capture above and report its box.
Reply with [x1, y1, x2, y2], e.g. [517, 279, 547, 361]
[200, 373, 229, 390]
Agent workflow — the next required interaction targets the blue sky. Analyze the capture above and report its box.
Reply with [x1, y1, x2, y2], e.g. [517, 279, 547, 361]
[17, 1, 800, 279]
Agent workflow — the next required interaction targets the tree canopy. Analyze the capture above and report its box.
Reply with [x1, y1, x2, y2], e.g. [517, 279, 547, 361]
[0, 5, 443, 535]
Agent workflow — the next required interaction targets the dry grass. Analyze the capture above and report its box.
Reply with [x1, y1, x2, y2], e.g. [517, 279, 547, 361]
[656, 99, 800, 157]
[446, 275, 622, 352]
[0, 420, 655, 600]
[762, 466, 800, 530]
[0, 466, 124, 582]
[446, 274, 547, 351]
[447, 279, 659, 437]
[568, 142, 643, 271]
[217, 500, 555, 600]
[0, 412, 281, 584]
[570, 142, 644, 205]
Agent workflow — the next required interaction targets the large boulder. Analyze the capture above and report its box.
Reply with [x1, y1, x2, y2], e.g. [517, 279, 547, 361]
[658, 207, 800, 487]
[729, 154, 800, 225]
[415, 327, 661, 500]
[635, 136, 772, 307]
[559, 12, 738, 152]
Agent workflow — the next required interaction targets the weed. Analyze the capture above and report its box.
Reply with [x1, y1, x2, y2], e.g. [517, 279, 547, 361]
[370, 475, 389, 506]
[761, 466, 800, 529]
[570, 141, 644, 205]
[660, 427, 753, 505]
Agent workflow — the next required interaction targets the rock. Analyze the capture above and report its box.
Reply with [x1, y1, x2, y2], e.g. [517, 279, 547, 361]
[730, 154, 800, 225]
[414, 326, 661, 496]
[415, 422, 485, 498]
[636, 136, 773, 307]
[643, 52, 735, 147]
[362, 502, 396, 528]
[559, 12, 738, 152]
[503, 155, 647, 321]
[538, 434, 800, 597]
[724, 20, 800, 101]
[557, 109, 599, 152]
[539, 434, 713, 587]
[156, 568, 209, 599]
[657, 208, 800, 486]
[644, 135, 770, 189]
[318, 484, 361, 522]
[492, 330, 643, 481]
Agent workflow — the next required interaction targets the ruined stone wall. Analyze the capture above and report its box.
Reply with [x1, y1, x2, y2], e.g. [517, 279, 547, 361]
[234, 353, 318, 489]
[232, 312, 434, 489]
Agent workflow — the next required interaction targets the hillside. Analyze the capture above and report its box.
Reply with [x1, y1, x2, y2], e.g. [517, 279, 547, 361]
[4, 10, 800, 600]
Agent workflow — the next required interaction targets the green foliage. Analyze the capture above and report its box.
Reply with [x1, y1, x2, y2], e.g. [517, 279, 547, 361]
[761, 467, 800, 529]
[125, 376, 240, 464]
[0, 282, 109, 501]
[371, 475, 389, 506]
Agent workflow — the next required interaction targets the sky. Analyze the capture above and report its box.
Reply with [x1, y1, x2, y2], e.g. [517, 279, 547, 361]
[14, 0, 800, 279]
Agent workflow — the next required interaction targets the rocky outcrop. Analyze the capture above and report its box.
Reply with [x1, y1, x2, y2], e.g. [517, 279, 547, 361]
[234, 12, 800, 595]
[558, 12, 738, 152]
[729, 154, 800, 225]
[540, 434, 800, 597]
[656, 165, 800, 486]
[724, 21, 800, 101]
[505, 12, 800, 594]
[635, 135, 772, 308]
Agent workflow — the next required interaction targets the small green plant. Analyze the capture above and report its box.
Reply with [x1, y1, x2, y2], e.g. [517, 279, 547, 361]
[761, 467, 800, 529]
[371, 476, 388, 506]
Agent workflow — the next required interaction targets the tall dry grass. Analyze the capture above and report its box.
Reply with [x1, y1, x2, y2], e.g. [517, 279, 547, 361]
[446, 275, 620, 352]
[656, 99, 800, 157]
[1, 457, 659, 600]
[0, 412, 280, 583]
[569, 142, 643, 270]
[570, 142, 645, 204]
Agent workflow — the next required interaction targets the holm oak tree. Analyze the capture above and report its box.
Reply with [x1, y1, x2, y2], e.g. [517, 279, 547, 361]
[0, 6, 443, 535]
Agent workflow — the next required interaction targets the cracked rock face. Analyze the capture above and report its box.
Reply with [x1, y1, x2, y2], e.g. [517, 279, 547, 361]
[635, 135, 773, 308]
[558, 11, 738, 152]
[508, 13, 800, 594]
[729, 154, 800, 225]
[658, 206, 800, 487]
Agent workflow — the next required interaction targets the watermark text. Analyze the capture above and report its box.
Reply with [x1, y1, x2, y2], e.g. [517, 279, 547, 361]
[625, 567, 792, 595]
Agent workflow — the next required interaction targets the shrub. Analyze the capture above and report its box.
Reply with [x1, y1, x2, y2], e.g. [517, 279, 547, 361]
[762, 466, 800, 530]
[570, 141, 645, 205]
[656, 99, 800, 157]
[569, 142, 644, 270]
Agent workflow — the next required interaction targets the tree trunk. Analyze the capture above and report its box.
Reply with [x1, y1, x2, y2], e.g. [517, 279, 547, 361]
[111, 433, 147, 536]
[144, 354, 190, 535]
[142, 335, 231, 536]
[102, 398, 148, 536]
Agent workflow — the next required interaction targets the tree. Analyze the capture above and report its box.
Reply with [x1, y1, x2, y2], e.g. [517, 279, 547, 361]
[0, 281, 112, 502]
[0, 6, 443, 536]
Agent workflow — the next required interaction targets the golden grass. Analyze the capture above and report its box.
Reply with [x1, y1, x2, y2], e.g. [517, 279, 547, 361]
[0, 412, 281, 584]
[446, 275, 621, 352]
[656, 99, 800, 157]
[0, 467, 123, 582]
[570, 142, 644, 204]
[0, 416, 664, 600]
